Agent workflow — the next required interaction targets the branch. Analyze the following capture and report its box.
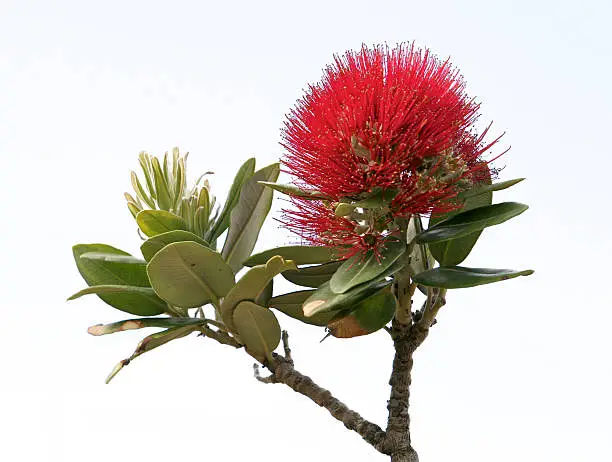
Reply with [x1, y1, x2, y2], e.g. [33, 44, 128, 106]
[255, 331, 388, 454]
[198, 325, 242, 348]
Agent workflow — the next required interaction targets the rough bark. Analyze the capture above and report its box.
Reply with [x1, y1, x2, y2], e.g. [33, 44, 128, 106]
[256, 332, 388, 453]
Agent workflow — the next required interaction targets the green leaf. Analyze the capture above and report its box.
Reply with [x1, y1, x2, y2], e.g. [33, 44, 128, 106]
[220, 256, 297, 331]
[303, 278, 391, 318]
[146, 241, 235, 308]
[207, 158, 256, 242]
[327, 288, 397, 338]
[87, 317, 213, 336]
[72, 244, 166, 316]
[232, 300, 281, 363]
[140, 230, 209, 261]
[221, 163, 280, 273]
[255, 280, 274, 307]
[347, 188, 399, 208]
[427, 184, 493, 266]
[105, 326, 199, 383]
[461, 178, 525, 198]
[269, 290, 336, 326]
[244, 245, 336, 267]
[329, 238, 406, 294]
[68, 284, 157, 301]
[258, 182, 330, 200]
[282, 261, 344, 288]
[413, 266, 534, 289]
[136, 210, 188, 237]
[416, 202, 529, 244]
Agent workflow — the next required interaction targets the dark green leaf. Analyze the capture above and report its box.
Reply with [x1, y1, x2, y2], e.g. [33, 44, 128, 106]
[416, 202, 528, 244]
[146, 241, 234, 308]
[207, 158, 256, 242]
[221, 163, 280, 273]
[141, 230, 209, 261]
[303, 278, 391, 318]
[327, 288, 396, 338]
[136, 210, 187, 237]
[282, 261, 344, 288]
[105, 326, 199, 383]
[329, 238, 406, 294]
[428, 182, 493, 265]
[413, 266, 534, 289]
[269, 290, 335, 326]
[72, 244, 166, 316]
[233, 301, 281, 363]
[244, 245, 337, 267]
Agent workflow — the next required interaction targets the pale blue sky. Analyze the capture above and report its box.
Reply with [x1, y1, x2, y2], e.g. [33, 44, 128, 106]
[1, 1, 611, 461]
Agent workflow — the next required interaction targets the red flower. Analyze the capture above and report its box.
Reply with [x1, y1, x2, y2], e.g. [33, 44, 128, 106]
[281, 43, 503, 256]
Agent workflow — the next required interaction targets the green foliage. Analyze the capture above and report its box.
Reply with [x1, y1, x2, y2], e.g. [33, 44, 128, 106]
[233, 300, 281, 362]
[146, 241, 234, 308]
[303, 279, 391, 318]
[327, 288, 396, 338]
[282, 261, 344, 288]
[87, 317, 211, 336]
[269, 290, 336, 326]
[329, 238, 405, 294]
[416, 202, 528, 244]
[140, 230, 209, 261]
[244, 245, 337, 267]
[220, 255, 297, 331]
[413, 266, 534, 289]
[105, 325, 200, 383]
[207, 158, 256, 242]
[136, 210, 188, 237]
[221, 163, 280, 273]
[71, 244, 166, 316]
[258, 181, 330, 200]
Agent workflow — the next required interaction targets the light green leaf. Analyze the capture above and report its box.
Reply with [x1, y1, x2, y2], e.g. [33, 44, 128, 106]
[72, 244, 166, 316]
[87, 317, 213, 336]
[105, 326, 199, 383]
[244, 245, 336, 267]
[221, 163, 280, 273]
[282, 261, 344, 288]
[258, 182, 330, 200]
[220, 256, 297, 331]
[416, 202, 528, 244]
[136, 210, 187, 237]
[140, 230, 209, 261]
[329, 238, 406, 294]
[232, 301, 281, 363]
[269, 290, 335, 326]
[146, 241, 235, 308]
[207, 158, 256, 242]
[413, 266, 534, 289]
[327, 288, 397, 338]
[151, 156, 173, 210]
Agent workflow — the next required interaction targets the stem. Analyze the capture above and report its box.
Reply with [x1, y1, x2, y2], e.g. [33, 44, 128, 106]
[255, 332, 388, 453]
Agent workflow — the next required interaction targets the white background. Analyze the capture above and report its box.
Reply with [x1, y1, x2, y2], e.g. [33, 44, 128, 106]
[1, 1, 610, 461]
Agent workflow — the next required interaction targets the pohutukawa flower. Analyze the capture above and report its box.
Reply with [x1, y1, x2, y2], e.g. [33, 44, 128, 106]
[281, 43, 504, 257]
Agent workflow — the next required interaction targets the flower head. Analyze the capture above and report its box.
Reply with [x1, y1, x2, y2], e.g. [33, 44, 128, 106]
[281, 43, 503, 257]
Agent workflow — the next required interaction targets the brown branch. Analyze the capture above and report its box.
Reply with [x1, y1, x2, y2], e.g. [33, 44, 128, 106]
[255, 331, 388, 454]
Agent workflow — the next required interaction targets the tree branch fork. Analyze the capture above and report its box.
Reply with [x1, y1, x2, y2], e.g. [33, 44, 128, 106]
[253, 288, 446, 460]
